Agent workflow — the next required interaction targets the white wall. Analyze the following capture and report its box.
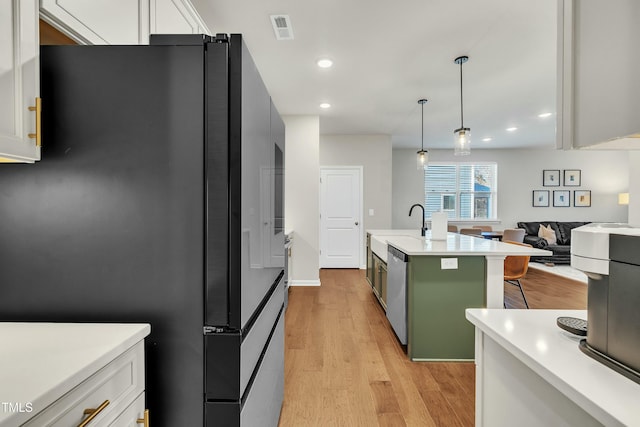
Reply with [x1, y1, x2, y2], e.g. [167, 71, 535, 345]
[320, 134, 392, 230]
[392, 148, 629, 230]
[284, 115, 320, 286]
[392, 149, 427, 230]
[628, 152, 640, 226]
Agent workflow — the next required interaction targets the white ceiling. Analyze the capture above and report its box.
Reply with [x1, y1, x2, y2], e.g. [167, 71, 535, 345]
[192, 0, 558, 150]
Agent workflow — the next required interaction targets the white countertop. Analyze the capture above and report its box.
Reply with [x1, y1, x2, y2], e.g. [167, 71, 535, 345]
[368, 230, 421, 262]
[466, 309, 640, 427]
[367, 229, 421, 236]
[0, 322, 150, 426]
[376, 231, 551, 257]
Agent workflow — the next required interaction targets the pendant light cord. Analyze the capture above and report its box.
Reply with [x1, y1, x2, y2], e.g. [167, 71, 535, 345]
[459, 60, 464, 128]
[421, 101, 424, 150]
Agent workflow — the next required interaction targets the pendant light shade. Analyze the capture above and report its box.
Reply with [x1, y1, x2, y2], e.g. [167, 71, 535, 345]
[417, 99, 428, 169]
[454, 56, 470, 156]
[417, 149, 428, 169]
[454, 127, 470, 155]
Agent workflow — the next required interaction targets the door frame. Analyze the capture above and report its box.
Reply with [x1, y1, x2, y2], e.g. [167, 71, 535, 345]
[319, 165, 364, 269]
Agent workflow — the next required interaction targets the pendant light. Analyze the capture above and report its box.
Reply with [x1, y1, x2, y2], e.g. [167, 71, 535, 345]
[454, 55, 470, 156]
[416, 99, 428, 169]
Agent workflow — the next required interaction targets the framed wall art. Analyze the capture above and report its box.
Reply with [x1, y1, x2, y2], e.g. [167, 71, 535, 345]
[532, 190, 549, 207]
[553, 190, 570, 207]
[564, 169, 581, 186]
[574, 190, 591, 207]
[543, 170, 560, 187]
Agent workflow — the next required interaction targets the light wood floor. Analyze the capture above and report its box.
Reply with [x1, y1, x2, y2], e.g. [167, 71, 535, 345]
[504, 265, 587, 309]
[279, 268, 587, 426]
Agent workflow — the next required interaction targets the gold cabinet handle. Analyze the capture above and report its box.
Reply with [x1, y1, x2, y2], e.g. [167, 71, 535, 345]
[77, 399, 110, 427]
[137, 409, 150, 427]
[28, 97, 42, 146]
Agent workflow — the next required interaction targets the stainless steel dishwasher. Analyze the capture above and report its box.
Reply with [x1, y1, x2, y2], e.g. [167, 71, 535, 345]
[387, 245, 408, 345]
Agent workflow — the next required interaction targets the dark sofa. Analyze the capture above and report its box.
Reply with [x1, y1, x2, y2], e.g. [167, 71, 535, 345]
[517, 221, 591, 264]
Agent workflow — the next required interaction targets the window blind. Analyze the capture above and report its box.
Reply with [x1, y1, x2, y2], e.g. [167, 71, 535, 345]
[423, 163, 498, 220]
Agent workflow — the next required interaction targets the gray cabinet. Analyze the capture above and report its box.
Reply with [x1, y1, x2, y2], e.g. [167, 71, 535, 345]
[366, 233, 374, 286]
[557, 0, 640, 149]
[373, 255, 382, 297]
[372, 253, 387, 310]
[379, 259, 387, 307]
[366, 233, 388, 308]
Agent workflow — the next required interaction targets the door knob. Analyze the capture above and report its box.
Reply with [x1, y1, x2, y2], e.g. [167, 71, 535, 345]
[355, 222, 359, 226]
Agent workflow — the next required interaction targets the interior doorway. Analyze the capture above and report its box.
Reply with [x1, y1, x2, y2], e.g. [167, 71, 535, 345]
[319, 166, 363, 268]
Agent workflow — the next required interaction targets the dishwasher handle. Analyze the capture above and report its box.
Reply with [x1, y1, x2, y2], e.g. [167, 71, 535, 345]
[388, 245, 408, 262]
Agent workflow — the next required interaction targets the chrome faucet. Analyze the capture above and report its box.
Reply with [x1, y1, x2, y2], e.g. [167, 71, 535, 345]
[409, 203, 427, 236]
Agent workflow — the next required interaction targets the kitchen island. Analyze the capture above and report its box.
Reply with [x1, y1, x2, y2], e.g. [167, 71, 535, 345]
[366, 229, 421, 308]
[466, 309, 640, 427]
[367, 230, 551, 361]
[0, 322, 150, 426]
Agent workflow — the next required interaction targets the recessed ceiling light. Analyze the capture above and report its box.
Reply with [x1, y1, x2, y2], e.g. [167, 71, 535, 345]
[538, 112, 552, 118]
[319, 103, 331, 109]
[317, 58, 333, 68]
[482, 137, 492, 142]
[506, 127, 518, 132]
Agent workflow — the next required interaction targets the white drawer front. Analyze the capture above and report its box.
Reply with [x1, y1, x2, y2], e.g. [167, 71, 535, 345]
[107, 392, 146, 427]
[23, 341, 144, 427]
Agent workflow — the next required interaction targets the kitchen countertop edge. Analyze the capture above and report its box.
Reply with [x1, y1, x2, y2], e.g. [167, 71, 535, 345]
[0, 322, 151, 426]
[466, 309, 640, 427]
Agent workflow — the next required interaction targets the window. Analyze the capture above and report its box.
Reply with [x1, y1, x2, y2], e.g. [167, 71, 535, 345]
[441, 194, 456, 211]
[424, 163, 498, 220]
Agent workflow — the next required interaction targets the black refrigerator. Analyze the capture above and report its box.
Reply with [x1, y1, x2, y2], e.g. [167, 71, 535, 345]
[0, 34, 285, 426]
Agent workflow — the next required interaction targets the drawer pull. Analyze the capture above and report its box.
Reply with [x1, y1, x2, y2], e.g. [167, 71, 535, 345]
[77, 399, 110, 427]
[137, 409, 150, 427]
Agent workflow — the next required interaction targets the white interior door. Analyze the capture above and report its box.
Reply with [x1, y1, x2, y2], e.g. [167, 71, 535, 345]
[320, 167, 362, 268]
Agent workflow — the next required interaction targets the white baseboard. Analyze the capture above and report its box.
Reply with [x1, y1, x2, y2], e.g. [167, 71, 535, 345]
[289, 279, 321, 287]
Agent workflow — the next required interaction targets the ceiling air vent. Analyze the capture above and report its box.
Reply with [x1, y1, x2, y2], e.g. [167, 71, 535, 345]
[270, 15, 294, 40]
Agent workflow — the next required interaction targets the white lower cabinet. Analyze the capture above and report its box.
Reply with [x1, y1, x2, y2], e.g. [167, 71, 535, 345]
[23, 341, 147, 427]
[108, 394, 147, 427]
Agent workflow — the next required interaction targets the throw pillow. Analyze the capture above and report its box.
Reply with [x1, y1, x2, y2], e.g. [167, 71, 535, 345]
[538, 224, 557, 245]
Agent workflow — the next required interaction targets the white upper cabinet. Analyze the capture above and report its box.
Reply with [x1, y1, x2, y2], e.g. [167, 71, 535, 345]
[40, 0, 151, 45]
[557, 0, 640, 149]
[39, 0, 210, 45]
[150, 0, 210, 35]
[0, 0, 41, 162]
[1, 0, 209, 163]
